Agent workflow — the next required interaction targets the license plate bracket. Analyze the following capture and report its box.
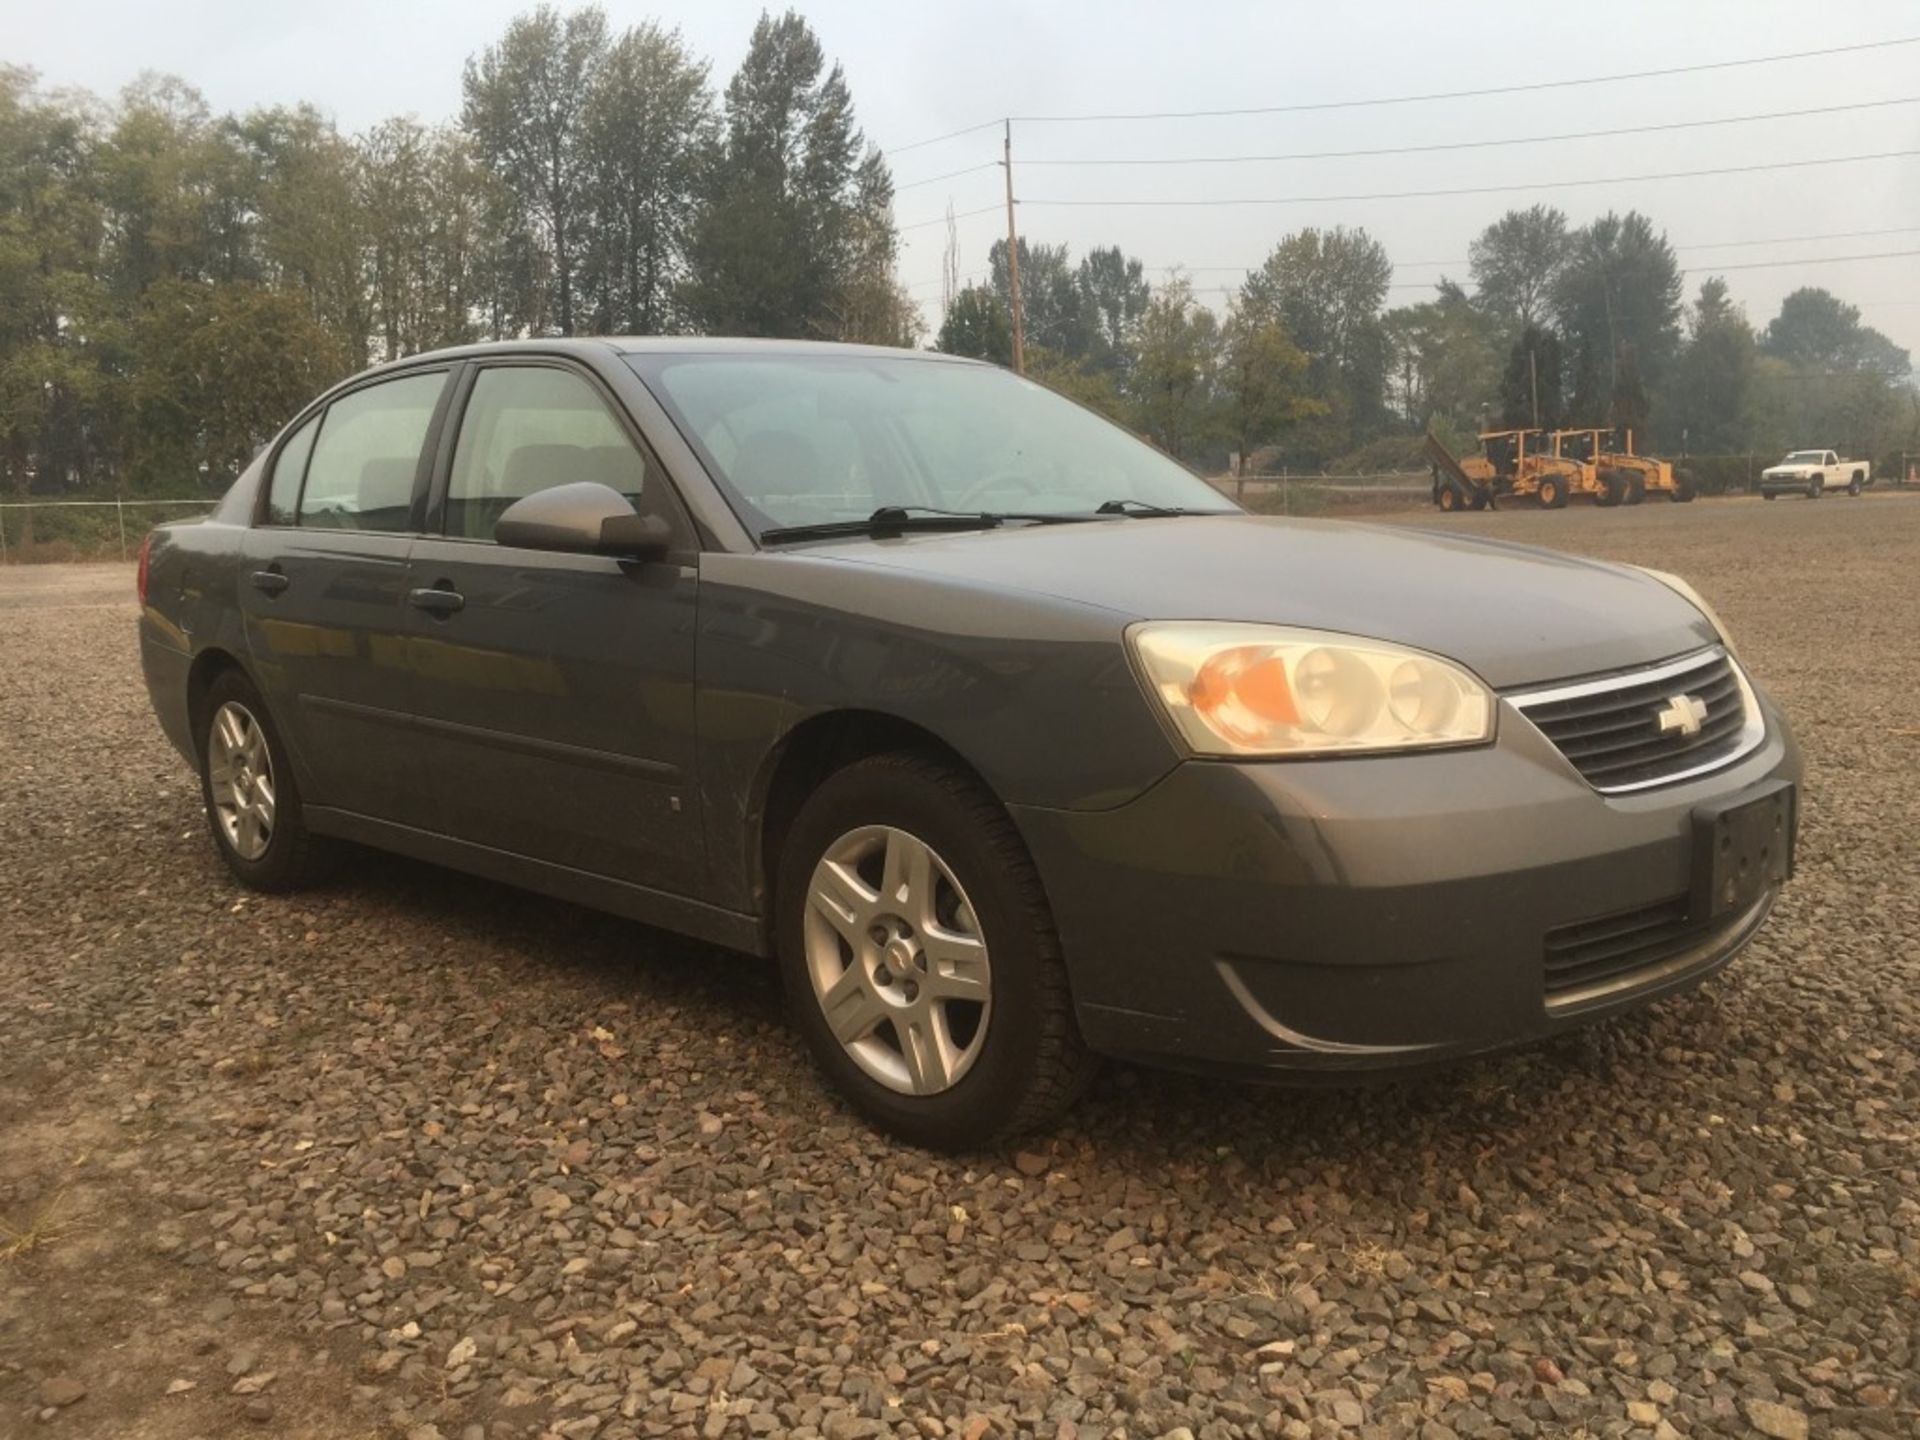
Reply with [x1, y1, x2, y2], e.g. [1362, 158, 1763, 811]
[1691, 781, 1795, 922]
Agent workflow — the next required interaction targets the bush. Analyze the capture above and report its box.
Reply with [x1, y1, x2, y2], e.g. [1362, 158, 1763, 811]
[1678, 454, 1759, 496]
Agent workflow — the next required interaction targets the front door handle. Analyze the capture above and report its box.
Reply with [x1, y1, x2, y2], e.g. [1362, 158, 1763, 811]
[409, 584, 465, 617]
[251, 569, 289, 596]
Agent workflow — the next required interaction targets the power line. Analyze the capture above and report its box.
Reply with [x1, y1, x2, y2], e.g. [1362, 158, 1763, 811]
[1020, 148, 1920, 210]
[1004, 35, 1920, 125]
[1678, 223, 1920, 252]
[881, 36, 1920, 157]
[886, 117, 1005, 158]
[895, 162, 999, 193]
[1011, 96, 1920, 168]
[1682, 247, 1920, 274]
[899, 203, 1000, 232]
[1157, 227, 1920, 280]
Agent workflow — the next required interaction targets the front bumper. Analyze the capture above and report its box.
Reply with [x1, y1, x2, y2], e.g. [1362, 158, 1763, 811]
[1011, 687, 1801, 1078]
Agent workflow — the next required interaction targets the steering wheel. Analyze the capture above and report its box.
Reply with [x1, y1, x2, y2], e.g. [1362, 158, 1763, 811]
[953, 469, 1044, 510]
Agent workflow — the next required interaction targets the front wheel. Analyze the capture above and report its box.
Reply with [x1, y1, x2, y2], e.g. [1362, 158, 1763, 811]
[198, 671, 329, 891]
[1808, 476, 1824, 499]
[776, 753, 1097, 1148]
[1436, 485, 1462, 512]
[1537, 477, 1567, 509]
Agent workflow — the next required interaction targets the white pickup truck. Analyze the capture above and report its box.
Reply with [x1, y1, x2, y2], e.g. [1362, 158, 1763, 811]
[1760, 449, 1872, 500]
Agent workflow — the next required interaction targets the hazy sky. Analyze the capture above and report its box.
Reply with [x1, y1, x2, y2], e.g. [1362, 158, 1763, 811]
[6, 0, 1919, 362]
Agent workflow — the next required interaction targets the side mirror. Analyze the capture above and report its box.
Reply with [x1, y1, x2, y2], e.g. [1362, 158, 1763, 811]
[493, 482, 671, 560]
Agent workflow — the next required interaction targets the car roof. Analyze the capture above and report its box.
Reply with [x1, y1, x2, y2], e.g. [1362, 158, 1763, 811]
[357, 335, 986, 378]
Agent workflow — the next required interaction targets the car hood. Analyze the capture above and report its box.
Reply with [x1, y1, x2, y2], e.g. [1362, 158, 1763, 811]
[801, 514, 1715, 690]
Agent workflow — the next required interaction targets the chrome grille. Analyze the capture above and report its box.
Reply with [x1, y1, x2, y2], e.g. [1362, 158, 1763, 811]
[1508, 647, 1761, 793]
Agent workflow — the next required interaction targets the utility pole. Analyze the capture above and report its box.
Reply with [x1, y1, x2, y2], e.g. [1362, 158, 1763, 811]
[1002, 119, 1025, 374]
[1529, 346, 1540, 430]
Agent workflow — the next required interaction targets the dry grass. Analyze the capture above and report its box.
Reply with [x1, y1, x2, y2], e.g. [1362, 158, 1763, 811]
[0, 1187, 75, 1263]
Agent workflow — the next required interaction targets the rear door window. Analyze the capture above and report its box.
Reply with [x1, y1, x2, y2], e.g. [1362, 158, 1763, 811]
[297, 372, 447, 532]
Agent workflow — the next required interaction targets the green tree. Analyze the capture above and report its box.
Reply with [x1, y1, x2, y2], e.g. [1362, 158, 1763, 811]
[1239, 226, 1392, 458]
[1669, 278, 1755, 452]
[0, 66, 112, 529]
[578, 22, 713, 334]
[1219, 306, 1322, 475]
[461, 4, 609, 335]
[681, 10, 895, 339]
[1551, 211, 1682, 427]
[1383, 281, 1498, 431]
[1763, 286, 1912, 376]
[937, 283, 1011, 365]
[988, 238, 1093, 360]
[1498, 325, 1566, 430]
[1075, 245, 1150, 374]
[1127, 275, 1219, 460]
[1469, 205, 1569, 331]
[129, 279, 352, 488]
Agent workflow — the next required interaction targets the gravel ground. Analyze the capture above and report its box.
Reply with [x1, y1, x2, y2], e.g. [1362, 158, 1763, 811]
[1, 494, 1916, 1440]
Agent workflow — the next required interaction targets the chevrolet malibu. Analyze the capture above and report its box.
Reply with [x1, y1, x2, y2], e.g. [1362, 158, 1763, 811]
[138, 338, 1801, 1147]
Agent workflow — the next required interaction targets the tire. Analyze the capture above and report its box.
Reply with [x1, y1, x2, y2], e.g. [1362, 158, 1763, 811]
[1808, 476, 1823, 499]
[775, 752, 1097, 1148]
[1436, 486, 1461, 512]
[197, 671, 329, 892]
[1625, 473, 1646, 505]
[1672, 471, 1697, 503]
[1468, 489, 1490, 512]
[1537, 477, 1567, 509]
[1595, 471, 1623, 507]
[1763, 489, 1777, 501]
[1848, 473, 1863, 497]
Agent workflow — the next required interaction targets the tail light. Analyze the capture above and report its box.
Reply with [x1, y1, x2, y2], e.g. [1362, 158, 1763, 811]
[136, 532, 153, 606]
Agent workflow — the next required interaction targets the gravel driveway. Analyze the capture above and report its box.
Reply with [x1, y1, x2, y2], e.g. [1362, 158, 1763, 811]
[2, 496, 1915, 1440]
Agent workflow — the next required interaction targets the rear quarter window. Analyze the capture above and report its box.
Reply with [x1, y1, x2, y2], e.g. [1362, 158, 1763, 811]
[263, 415, 318, 526]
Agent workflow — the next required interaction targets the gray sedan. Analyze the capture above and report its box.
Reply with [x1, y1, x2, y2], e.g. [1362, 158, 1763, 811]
[138, 338, 1801, 1147]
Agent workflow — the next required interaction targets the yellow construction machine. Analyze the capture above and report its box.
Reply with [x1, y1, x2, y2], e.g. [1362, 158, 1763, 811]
[1425, 428, 1590, 511]
[1552, 428, 1697, 505]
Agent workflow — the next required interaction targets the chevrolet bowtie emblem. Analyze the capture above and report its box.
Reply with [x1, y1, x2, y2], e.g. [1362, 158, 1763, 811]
[1656, 693, 1709, 739]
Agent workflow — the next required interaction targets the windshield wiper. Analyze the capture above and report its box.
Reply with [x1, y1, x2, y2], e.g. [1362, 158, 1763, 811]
[1094, 498, 1208, 517]
[761, 505, 1092, 545]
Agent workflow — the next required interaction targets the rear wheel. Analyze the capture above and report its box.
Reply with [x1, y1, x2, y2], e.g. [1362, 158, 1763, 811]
[776, 752, 1096, 1148]
[1595, 471, 1623, 507]
[1848, 473, 1864, 497]
[1625, 473, 1646, 505]
[198, 671, 328, 891]
[1436, 485, 1462, 512]
[1763, 489, 1777, 501]
[1672, 471, 1697, 503]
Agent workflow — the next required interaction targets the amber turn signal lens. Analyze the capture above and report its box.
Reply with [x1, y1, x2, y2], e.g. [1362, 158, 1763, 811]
[1192, 647, 1299, 730]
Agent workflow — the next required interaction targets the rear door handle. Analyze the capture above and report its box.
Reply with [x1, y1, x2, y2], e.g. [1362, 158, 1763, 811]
[409, 584, 464, 617]
[251, 569, 289, 596]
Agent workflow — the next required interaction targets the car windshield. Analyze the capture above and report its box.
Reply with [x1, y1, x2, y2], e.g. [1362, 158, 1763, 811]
[1784, 451, 1825, 464]
[626, 352, 1236, 536]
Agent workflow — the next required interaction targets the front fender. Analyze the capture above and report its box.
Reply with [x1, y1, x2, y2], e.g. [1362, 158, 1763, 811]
[691, 551, 1183, 913]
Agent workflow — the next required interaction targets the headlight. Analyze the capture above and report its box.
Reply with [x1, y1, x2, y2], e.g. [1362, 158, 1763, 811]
[1631, 567, 1738, 656]
[1128, 623, 1494, 758]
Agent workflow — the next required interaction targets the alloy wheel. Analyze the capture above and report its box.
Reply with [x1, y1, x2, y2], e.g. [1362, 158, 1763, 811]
[208, 700, 276, 861]
[802, 825, 992, 1096]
